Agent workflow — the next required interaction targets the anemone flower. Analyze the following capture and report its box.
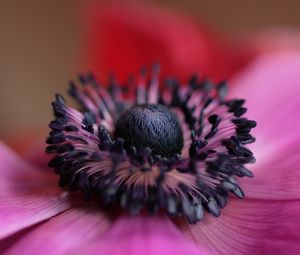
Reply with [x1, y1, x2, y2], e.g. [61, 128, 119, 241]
[1, 52, 300, 255]
[1, 3, 300, 255]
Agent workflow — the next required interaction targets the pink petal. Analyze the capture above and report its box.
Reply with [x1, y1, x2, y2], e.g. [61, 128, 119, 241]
[1, 206, 112, 255]
[181, 198, 300, 255]
[181, 52, 300, 255]
[229, 52, 300, 200]
[4, 129, 50, 168]
[81, 215, 208, 255]
[256, 240, 300, 255]
[0, 142, 71, 240]
[239, 29, 300, 56]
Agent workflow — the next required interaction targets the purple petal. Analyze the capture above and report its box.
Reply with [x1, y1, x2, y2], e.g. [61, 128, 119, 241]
[0, 142, 71, 240]
[1, 206, 112, 255]
[81, 215, 208, 255]
[181, 199, 300, 255]
[230, 52, 300, 200]
[181, 52, 300, 255]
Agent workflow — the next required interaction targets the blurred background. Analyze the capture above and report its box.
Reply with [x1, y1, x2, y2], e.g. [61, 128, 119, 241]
[1, 0, 300, 144]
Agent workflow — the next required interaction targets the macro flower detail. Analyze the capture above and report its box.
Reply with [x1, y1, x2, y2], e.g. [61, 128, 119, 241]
[46, 66, 256, 224]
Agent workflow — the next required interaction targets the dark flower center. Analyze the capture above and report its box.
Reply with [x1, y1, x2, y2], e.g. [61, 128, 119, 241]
[114, 104, 184, 157]
[46, 68, 256, 224]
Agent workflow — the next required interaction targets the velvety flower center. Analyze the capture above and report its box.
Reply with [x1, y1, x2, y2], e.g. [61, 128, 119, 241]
[114, 104, 184, 157]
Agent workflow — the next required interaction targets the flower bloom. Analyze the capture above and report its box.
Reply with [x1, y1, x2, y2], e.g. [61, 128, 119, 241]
[1, 3, 300, 255]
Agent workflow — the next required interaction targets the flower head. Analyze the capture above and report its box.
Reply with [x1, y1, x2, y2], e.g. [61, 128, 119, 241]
[46, 65, 256, 224]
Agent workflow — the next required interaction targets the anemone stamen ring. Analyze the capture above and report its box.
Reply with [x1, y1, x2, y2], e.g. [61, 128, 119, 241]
[46, 65, 256, 224]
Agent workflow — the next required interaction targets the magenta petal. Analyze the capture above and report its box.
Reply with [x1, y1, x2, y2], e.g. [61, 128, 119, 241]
[182, 199, 300, 255]
[181, 52, 300, 255]
[229, 52, 300, 200]
[230, 52, 300, 164]
[2, 207, 111, 255]
[0, 142, 71, 240]
[257, 240, 300, 255]
[238, 140, 300, 200]
[81, 215, 208, 255]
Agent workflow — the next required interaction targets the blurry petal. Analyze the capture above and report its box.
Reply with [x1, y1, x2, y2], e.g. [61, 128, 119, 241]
[81, 215, 208, 255]
[1, 206, 111, 255]
[239, 29, 300, 57]
[0, 142, 71, 240]
[181, 199, 300, 255]
[230, 52, 300, 199]
[4, 129, 51, 168]
[239, 140, 300, 200]
[84, 2, 245, 82]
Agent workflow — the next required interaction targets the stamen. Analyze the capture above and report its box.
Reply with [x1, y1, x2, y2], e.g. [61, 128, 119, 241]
[46, 66, 256, 224]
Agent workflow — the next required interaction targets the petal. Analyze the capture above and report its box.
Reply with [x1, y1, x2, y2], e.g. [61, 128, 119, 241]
[0, 142, 71, 240]
[239, 29, 300, 57]
[81, 215, 208, 255]
[4, 129, 51, 168]
[1, 206, 112, 255]
[257, 241, 300, 255]
[83, 2, 245, 83]
[230, 52, 300, 199]
[181, 198, 300, 255]
[181, 52, 300, 255]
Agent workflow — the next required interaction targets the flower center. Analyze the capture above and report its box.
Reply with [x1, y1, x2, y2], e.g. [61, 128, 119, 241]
[114, 104, 184, 157]
[47, 70, 256, 224]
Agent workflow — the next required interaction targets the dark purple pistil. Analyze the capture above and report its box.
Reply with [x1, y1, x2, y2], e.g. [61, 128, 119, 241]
[114, 104, 184, 157]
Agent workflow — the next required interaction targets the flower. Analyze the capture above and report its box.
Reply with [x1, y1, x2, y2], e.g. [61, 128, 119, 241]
[1, 3, 300, 255]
